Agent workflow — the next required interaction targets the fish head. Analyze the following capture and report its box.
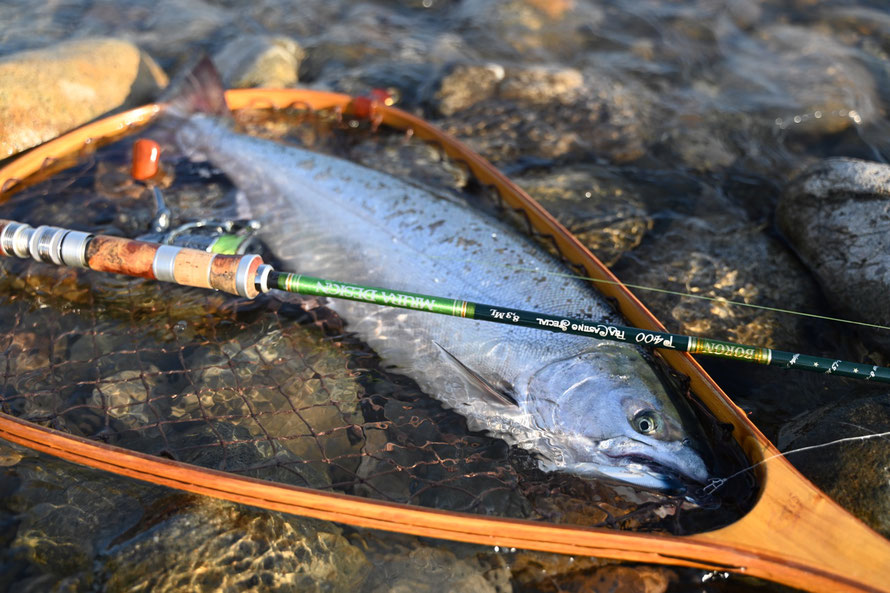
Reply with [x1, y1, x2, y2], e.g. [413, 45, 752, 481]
[523, 343, 710, 492]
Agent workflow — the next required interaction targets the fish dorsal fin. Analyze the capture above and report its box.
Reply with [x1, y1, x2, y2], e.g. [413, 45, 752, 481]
[434, 341, 519, 407]
[161, 56, 229, 118]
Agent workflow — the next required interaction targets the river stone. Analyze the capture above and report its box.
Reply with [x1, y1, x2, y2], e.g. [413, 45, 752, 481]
[440, 68, 654, 164]
[777, 395, 890, 539]
[514, 165, 651, 267]
[348, 132, 470, 192]
[0, 440, 25, 467]
[0, 38, 168, 157]
[498, 65, 584, 104]
[613, 217, 821, 350]
[776, 157, 890, 343]
[214, 35, 305, 89]
[434, 63, 505, 116]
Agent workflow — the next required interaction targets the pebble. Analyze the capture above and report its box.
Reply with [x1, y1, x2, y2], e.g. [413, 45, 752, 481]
[0, 38, 167, 157]
[434, 63, 504, 116]
[214, 35, 305, 89]
[433, 62, 584, 116]
[0, 440, 24, 467]
[776, 157, 890, 347]
[498, 65, 584, 104]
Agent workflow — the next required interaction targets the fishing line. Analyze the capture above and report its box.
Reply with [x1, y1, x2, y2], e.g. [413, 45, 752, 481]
[703, 428, 890, 495]
[425, 253, 890, 332]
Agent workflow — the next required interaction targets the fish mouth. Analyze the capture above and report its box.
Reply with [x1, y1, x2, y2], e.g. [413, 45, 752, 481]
[590, 437, 711, 494]
[600, 452, 690, 493]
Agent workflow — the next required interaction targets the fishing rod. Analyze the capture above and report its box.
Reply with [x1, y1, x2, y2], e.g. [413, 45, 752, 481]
[2, 218, 888, 384]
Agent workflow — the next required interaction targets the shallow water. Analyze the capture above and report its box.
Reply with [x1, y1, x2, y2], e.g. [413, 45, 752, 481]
[2, 0, 890, 591]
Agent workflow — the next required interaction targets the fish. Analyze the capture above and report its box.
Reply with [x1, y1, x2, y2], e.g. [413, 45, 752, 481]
[163, 58, 710, 492]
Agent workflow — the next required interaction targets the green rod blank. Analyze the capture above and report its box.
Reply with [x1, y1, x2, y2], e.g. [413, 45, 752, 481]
[269, 271, 890, 384]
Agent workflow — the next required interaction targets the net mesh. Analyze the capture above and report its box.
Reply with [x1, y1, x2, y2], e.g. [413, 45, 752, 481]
[0, 105, 752, 533]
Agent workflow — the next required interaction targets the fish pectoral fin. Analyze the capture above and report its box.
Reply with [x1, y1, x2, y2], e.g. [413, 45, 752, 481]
[433, 341, 519, 407]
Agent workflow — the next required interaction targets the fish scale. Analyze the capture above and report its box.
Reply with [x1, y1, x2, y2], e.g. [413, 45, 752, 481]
[171, 100, 710, 491]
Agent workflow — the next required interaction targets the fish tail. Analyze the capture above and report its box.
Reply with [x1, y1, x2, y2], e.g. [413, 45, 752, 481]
[159, 56, 230, 119]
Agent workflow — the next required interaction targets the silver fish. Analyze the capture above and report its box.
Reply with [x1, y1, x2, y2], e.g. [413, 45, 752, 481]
[166, 60, 710, 491]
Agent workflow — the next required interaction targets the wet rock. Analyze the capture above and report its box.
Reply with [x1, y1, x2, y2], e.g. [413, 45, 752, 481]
[102, 498, 369, 593]
[613, 215, 821, 350]
[433, 62, 586, 117]
[440, 68, 655, 164]
[0, 331, 51, 376]
[434, 63, 505, 116]
[0, 440, 24, 467]
[348, 133, 470, 192]
[574, 565, 675, 593]
[511, 551, 607, 587]
[776, 157, 890, 344]
[241, 0, 346, 40]
[498, 65, 584, 104]
[515, 165, 651, 267]
[658, 111, 755, 174]
[214, 35, 305, 89]
[0, 38, 168, 157]
[726, 0, 762, 30]
[777, 395, 890, 538]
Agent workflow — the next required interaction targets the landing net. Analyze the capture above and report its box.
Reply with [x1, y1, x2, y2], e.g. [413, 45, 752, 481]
[0, 101, 752, 537]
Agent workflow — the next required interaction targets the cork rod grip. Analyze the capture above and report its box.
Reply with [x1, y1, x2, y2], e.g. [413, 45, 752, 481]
[83, 235, 262, 298]
[0, 219, 264, 298]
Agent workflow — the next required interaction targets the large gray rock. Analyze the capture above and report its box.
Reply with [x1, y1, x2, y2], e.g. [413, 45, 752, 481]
[0, 38, 168, 157]
[776, 158, 890, 333]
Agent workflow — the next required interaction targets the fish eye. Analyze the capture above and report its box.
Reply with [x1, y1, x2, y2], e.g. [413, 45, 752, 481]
[632, 410, 661, 435]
